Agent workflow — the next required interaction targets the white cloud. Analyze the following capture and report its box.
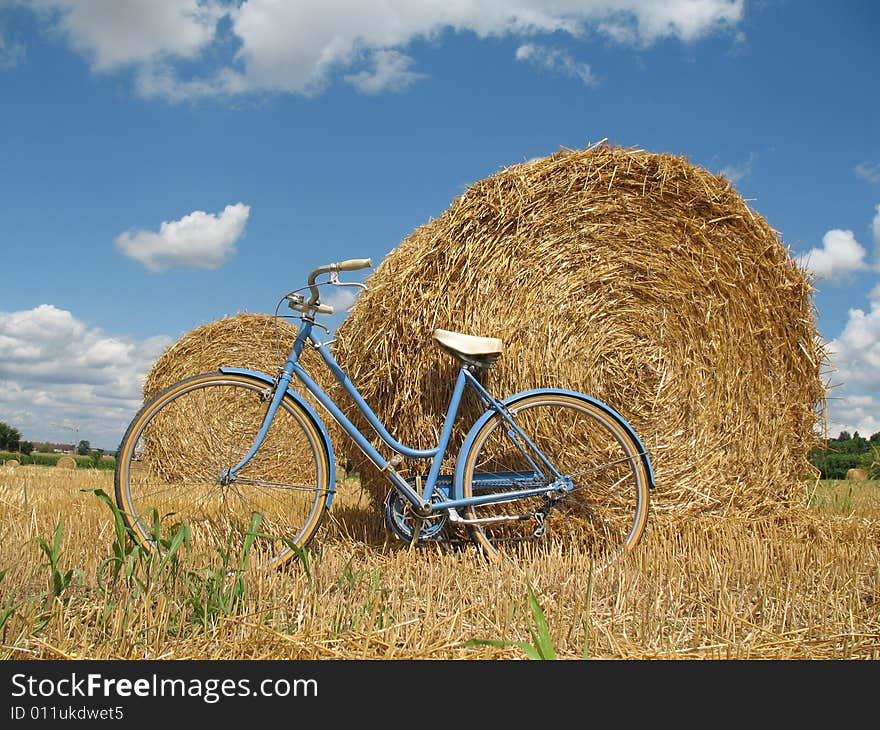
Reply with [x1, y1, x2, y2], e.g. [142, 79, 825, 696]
[0, 304, 171, 448]
[822, 285, 880, 437]
[855, 161, 880, 184]
[873, 203, 880, 248]
[21, 0, 745, 100]
[321, 286, 361, 314]
[134, 62, 229, 102]
[515, 43, 597, 86]
[31, 0, 221, 70]
[0, 29, 25, 70]
[795, 229, 868, 282]
[824, 394, 880, 439]
[344, 50, 426, 94]
[115, 203, 250, 272]
[596, 0, 743, 44]
[719, 151, 756, 184]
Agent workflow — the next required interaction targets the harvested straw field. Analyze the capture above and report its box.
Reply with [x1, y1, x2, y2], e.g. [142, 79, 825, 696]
[0, 465, 877, 660]
[333, 143, 826, 516]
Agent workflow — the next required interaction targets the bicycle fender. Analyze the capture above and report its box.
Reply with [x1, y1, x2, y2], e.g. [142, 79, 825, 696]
[218, 367, 337, 508]
[452, 387, 655, 498]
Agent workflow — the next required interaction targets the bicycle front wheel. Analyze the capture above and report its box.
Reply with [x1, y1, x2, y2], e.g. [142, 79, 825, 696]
[459, 392, 650, 571]
[114, 372, 332, 569]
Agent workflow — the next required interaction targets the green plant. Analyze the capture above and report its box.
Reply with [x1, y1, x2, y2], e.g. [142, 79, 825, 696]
[184, 513, 262, 630]
[464, 579, 558, 659]
[87, 488, 189, 592]
[806, 480, 856, 514]
[331, 568, 394, 635]
[861, 446, 880, 480]
[35, 519, 79, 603]
[0, 569, 18, 636]
[336, 555, 365, 592]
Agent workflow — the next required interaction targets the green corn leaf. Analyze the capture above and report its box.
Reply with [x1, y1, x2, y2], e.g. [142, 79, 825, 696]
[526, 580, 556, 660]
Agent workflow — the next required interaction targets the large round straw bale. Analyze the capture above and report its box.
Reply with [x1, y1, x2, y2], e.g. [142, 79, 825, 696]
[56, 455, 76, 469]
[4, 459, 19, 468]
[334, 143, 826, 517]
[846, 468, 868, 481]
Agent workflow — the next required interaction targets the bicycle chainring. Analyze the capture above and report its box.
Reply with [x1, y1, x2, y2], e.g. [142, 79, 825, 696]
[384, 489, 448, 543]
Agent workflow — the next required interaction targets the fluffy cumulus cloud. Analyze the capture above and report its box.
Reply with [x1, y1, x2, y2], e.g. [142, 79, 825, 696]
[0, 304, 171, 448]
[115, 203, 250, 272]
[29, 0, 221, 70]
[344, 50, 426, 95]
[824, 284, 880, 436]
[22, 0, 745, 99]
[796, 229, 869, 281]
[826, 395, 880, 439]
[321, 286, 362, 315]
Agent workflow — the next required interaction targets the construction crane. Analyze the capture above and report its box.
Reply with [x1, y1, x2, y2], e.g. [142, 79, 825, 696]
[49, 422, 80, 453]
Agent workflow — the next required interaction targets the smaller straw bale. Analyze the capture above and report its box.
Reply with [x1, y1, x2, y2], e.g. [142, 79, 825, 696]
[144, 313, 346, 472]
[846, 468, 868, 481]
[56, 456, 76, 469]
[145, 313, 299, 400]
[145, 312, 339, 417]
[4, 459, 19, 468]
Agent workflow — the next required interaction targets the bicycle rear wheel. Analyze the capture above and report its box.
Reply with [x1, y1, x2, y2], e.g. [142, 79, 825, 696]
[459, 392, 650, 571]
[114, 372, 331, 569]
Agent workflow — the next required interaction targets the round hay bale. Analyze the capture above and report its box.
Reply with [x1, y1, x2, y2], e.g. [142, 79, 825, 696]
[56, 455, 77, 469]
[145, 313, 300, 400]
[143, 313, 346, 475]
[846, 468, 868, 481]
[4, 459, 19, 468]
[334, 143, 826, 517]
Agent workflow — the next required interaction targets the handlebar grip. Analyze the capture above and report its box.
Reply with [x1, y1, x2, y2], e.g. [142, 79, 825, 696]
[314, 303, 334, 315]
[335, 258, 372, 272]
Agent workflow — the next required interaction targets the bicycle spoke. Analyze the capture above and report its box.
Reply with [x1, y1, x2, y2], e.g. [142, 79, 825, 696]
[460, 393, 649, 570]
[116, 375, 330, 569]
[232, 477, 325, 494]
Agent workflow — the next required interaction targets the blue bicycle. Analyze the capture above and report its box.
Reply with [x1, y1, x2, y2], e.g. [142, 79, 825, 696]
[115, 259, 654, 570]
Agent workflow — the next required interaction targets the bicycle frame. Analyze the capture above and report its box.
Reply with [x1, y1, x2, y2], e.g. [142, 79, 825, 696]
[221, 317, 568, 516]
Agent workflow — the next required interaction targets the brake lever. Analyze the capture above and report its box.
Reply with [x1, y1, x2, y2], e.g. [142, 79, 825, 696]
[328, 271, 368, 292]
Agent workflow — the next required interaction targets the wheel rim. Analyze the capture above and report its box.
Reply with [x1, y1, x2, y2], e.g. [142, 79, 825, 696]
[117, 376, 329, 569]
[461, 395, 648, 570]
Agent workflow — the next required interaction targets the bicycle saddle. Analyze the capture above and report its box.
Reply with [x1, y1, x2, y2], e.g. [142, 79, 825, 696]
[432, 329, 504, 369]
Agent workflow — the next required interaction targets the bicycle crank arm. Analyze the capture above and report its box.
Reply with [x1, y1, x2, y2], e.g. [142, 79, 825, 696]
[446, 507, 531, 525]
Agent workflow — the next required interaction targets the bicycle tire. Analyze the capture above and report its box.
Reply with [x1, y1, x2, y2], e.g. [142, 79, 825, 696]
[459, 391, 650, 571]
[114, 372, 332, 569]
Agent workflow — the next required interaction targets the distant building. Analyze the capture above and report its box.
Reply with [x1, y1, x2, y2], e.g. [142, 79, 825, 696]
[34, 442, 76, 455]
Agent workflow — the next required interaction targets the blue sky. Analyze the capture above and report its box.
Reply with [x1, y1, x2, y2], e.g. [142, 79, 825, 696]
[0, 0, 878, 450]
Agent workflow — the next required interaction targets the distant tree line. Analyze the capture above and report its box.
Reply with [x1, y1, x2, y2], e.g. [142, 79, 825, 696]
[0, 422, 33, 455]
[809, 431, 880, 479]
[0, 421, 112, 466]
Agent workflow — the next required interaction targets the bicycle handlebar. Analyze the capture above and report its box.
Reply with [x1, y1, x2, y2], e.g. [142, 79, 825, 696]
[336, 258, 372, 272]
[305, 258, 373, 311]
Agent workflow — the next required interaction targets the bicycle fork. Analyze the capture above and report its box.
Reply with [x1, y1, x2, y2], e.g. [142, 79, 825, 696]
[218, 370, 293, 485]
